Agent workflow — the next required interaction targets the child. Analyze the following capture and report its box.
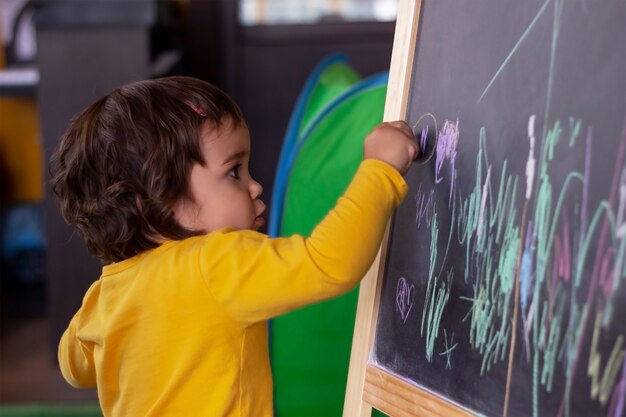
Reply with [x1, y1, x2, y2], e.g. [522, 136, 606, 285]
[51, 76, 417, 416]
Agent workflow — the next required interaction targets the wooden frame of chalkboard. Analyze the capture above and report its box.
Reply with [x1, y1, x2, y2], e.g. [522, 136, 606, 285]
[343, 1, 470, 415]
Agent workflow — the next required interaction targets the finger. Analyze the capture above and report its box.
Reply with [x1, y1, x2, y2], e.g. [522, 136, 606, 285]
[399, 121, 416, 138]
[404, 155, 413, 174]
[388, 120, 408, 128]
[409, 143, 419, 160]
[388, 120, 414, 137]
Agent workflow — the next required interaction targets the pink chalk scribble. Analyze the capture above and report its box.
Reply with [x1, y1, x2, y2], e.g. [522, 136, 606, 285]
[396, 277, 415, 324]
[435, 119, 459, 207]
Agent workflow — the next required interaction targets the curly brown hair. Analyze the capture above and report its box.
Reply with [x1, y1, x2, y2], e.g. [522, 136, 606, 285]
[50, 76, 245, 263]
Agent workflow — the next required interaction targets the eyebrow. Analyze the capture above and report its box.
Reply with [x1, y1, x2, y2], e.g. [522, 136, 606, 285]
[221, 150, 249, 166]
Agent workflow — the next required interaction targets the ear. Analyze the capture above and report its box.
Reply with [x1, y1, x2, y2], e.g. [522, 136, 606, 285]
[170, 194, 199, 231]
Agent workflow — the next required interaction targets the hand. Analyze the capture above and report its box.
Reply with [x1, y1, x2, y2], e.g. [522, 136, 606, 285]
[364, 121, 419, 175]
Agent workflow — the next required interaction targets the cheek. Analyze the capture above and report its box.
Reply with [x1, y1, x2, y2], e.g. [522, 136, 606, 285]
[235, 192, 256, 221]
[220, 188, 254, 216]
[236, 192, 255, 213]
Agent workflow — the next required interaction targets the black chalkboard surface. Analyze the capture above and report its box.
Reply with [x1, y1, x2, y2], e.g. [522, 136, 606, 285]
[372, 1, 626, 416]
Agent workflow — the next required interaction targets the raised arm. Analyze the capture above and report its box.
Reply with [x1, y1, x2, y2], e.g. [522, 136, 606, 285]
[203, 122, 418, 323]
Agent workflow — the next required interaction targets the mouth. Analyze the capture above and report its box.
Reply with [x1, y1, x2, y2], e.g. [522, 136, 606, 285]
[254, 216, 265, 228]
[254, 204, 266, 228]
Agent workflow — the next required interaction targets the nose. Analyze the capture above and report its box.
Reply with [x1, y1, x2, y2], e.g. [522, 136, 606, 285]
[250, 178, 263, 200]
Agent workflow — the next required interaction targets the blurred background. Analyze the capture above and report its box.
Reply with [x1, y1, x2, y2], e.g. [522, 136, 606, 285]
[0, 0, 397, 415]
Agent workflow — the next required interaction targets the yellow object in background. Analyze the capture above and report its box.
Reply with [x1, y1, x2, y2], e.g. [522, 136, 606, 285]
[0, 98, 44, 204]
[0, 13, 43, 204]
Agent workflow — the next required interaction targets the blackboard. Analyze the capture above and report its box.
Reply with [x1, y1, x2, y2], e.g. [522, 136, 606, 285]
[370, 0, 626, 416]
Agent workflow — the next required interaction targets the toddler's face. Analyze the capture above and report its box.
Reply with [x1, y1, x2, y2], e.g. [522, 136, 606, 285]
[172, 121, 265, 233]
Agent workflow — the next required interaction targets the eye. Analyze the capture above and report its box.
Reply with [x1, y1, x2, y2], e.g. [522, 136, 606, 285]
[229, 164, 241, 180]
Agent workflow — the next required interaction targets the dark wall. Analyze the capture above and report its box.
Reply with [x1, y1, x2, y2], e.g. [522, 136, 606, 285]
[35, 0, 154, 350]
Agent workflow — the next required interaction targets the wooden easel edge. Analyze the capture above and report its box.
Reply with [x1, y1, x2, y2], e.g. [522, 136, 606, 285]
[363, 365, 475, 417]
[343, 1, 423, 416]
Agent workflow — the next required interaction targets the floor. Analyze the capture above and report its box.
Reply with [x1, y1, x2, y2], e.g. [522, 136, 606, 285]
[0, 284, 98, 405]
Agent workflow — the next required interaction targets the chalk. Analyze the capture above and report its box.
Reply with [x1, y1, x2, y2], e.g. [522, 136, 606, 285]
[412, 113, 439, 166]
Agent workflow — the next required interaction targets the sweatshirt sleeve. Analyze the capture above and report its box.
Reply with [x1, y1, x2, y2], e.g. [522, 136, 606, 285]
[200, 159, 408, 324]
[58, 286, 98, 388]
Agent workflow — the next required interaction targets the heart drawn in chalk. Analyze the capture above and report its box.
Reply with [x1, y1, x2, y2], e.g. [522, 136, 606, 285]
[396, 277, 415, 323]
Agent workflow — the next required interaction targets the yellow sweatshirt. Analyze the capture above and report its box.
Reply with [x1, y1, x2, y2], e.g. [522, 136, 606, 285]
[58, 159, 407, 416]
